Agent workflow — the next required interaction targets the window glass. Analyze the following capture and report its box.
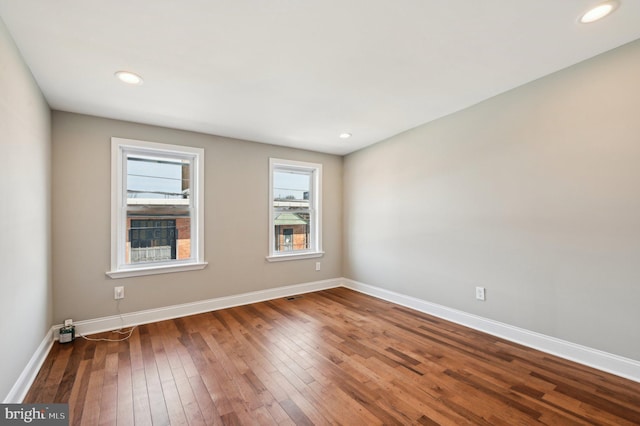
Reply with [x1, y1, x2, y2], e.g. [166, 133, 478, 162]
[124, 154, 192, 265]
[127, 156, 189, 201]
[273, 169, 311, 252]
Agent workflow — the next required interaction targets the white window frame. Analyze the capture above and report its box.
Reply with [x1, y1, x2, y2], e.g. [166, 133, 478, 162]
[267, 158, 323, 262]
[107, 137, 207, 278]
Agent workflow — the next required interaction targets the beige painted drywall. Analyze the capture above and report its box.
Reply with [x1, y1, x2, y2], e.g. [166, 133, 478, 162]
[344, 39, 640, 361]
[51, 112, 342, 323]
[0, 18, 52, 401]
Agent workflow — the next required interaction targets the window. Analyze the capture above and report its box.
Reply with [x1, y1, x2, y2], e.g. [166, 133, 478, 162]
[107, 138, 206, 278]
[267, 158, 323, 261]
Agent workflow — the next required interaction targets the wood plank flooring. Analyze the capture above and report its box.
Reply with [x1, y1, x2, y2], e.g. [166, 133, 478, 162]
[25, 287, 640, 425]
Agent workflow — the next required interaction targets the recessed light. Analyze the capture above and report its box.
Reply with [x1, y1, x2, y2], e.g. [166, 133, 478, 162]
[115, 70, 144, 85]
[579, 1, 618, 23]
[339, 132, 352, 139]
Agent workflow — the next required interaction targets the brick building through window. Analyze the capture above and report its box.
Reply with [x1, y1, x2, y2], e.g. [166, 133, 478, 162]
[274, 213, 309, 251]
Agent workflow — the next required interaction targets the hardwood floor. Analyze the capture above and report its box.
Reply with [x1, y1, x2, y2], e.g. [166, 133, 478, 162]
[25, 288, 640, 425]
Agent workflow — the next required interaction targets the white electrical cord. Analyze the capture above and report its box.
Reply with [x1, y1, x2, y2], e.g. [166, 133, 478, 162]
[79, 299, 137, 342]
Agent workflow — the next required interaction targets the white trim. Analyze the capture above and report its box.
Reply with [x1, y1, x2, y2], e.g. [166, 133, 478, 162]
[266, 251, 324, 262]
[4, 327, 55, 403]
[106, 261, 208, 279]
[268, 158, 323, 260]
[62, 278, 342, 337]
[342, 278, 640, 383]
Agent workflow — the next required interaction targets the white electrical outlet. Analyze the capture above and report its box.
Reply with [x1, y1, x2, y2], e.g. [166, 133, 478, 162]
[315, 262, 321, 271]
[476, 286, 486, 301]
[114, 286, 125, 300]
[64, 319, 73, 327]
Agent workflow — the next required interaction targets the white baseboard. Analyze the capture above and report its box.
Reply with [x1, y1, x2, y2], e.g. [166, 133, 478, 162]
[15, 276, 638, 403]
[58, 278, 342, 338]
[342, 278, 640, 383]
[4, 327, 55, 403]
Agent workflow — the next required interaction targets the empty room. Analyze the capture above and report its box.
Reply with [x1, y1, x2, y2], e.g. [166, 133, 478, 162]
[1, 1, 639, 424]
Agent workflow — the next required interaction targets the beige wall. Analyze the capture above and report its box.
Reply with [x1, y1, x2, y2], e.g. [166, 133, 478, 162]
[344, 39, 640, 361]
[52, 112, 342, 323]
[0, 18, 52, 400]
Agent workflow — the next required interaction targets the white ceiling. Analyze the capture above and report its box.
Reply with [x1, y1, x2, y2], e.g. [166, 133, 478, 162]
[1, 1, 639, 155]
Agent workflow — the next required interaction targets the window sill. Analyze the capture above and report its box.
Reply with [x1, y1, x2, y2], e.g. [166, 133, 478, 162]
[265, 251, 324, 262]
[106, 261, 208, 279]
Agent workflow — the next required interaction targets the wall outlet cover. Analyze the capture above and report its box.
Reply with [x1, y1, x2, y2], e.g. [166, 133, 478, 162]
[114, 286, 125, 300]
